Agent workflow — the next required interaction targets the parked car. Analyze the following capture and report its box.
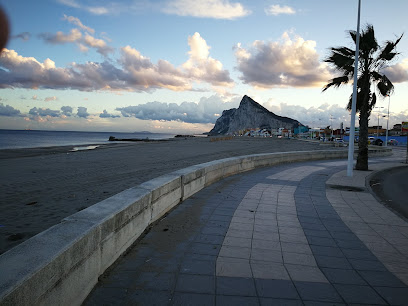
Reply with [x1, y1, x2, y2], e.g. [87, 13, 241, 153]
[387, 139, 399, 146]
[373, 139, 383, 146]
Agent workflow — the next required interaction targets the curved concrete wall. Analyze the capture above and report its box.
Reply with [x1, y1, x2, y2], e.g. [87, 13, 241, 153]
[0, 149, 390, 305]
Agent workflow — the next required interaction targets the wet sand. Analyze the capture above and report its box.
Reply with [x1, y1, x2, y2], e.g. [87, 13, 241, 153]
[0, 137, 335, 254]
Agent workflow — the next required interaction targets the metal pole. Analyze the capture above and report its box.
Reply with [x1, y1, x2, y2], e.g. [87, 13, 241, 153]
[385, 95, 390, 147]
[347, 0, 361, 177]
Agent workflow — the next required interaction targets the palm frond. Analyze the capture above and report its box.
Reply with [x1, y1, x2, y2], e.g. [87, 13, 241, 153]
[359, 24, 378, 54]
[369, 92, 377, 109]
[378, 33, 403, 61]
[377, 74, 394, 97]
[322, 76, 349, 92]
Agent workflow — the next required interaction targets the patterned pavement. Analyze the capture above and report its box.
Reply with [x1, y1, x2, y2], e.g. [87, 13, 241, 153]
[84, 149, 408, 305]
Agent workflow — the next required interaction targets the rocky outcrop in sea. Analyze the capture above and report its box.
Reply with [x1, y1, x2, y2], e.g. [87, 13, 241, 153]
[208, 95, 302, 135]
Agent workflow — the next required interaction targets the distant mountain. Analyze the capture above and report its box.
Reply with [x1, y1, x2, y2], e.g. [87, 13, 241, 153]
[208, 95, 302, 135]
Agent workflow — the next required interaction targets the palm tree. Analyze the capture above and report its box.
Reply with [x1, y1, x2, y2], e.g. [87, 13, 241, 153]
[323, 24, 402, 170]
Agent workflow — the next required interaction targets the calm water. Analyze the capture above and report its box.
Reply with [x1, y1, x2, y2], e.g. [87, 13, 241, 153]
[0, 130, 176, 149]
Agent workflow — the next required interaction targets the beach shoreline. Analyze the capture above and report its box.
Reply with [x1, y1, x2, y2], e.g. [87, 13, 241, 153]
[0, 137, 339, 254]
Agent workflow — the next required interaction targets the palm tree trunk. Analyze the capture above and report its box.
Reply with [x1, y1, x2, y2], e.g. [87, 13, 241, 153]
[356, 110, 369, 170]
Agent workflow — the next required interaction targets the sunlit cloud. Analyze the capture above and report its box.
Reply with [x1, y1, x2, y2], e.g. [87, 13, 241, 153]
[383, 58, 408, 83]
[62, 15, 95, 34]
[57, 0, 112, 15]
[235, 32, 332, 88]
[0, 32, 232, 92]
[163, 0, 251, 19]
[265, 5, 296, 16]
[39, 29, 82, 44]
[44, 96, 58, 102]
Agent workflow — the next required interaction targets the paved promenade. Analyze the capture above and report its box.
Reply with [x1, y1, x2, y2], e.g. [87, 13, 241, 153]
[84, 149, 408, 305]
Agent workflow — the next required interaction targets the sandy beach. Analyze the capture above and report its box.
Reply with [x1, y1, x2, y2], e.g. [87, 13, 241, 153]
[0, 137, 336, 254]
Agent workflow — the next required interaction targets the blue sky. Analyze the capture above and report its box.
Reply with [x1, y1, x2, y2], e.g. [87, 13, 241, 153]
[0, 0, 407, 133]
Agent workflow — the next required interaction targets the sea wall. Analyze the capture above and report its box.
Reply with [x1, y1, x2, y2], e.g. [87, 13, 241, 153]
[0, 149, 391, 305]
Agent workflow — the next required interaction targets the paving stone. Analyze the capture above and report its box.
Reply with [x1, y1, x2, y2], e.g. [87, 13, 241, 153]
[195, 234, 225, 245]
[180, 259, 215, 275]
[333, 284, 387, 305]
[125, 289, 172, 306]
[201, 226, 228, 236]
[223, 236, 252, 248]
[303, 229, 332, 238]
[310, 245, 344, 258]
[348, 259, 388, 271]
[280, 242, 312, 254]
[252, 231, 280, 241]
[306, 236, 338, 247]
[260, 298, 303, 306]
[334, 238, 367, 250]
[283, 252, 317, 266]
[83, 286, 128, 305]
[172, 292, 215, 306]
[302, 302, 345, 306]
[250, 261, 290, 280]
[252, 239, 280, 250]
[359, 270, 407, 287]
[341, 248, 378, 260]
[139, 257, 181, 273]
[321, 268, 366, 285]
[374, 286, 408, 305]
[216, 258, 252, 278]
[175, 274, 215, 294]
[294, 281, 342, 302]
[314, 255, 352, 269]
[285, 264, 328, 283]
[216, 276, 257, 296]
[219, 245, 251, 259]
[133, 272, 177, 291]
[190, 242, 220, 256]
[216, 295, 259, 305]
[251, 248, 283, 263]
[255, 279, 299, 299]
[225, 229, 253, 239]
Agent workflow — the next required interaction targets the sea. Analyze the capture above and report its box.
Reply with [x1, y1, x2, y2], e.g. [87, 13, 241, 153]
[0, 129, 177, 150]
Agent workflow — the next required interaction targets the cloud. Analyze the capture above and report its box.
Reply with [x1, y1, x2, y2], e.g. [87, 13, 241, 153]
[57, 0, 111, 15]
[382, 58, 408, 83]
[0, 103, 21, 116]
[11, 32, 31, 41]
[265, 5, 296, 16]
[61, 106, 73, 116]
[82, 33, 114, 56]
[99, 109, 120, 118]
[77, 106, 89, 118]
[44, 96, 58, 102]
[39, 28, 113, 56]
[182, 32, 233, 86]
[39, 29, 82, 44]
[32, 95, 38, 100]
[0, 33, 232, 91]
[163, 0, 250, 19]
[235, 32, 332, 88]
[62, 15, 95, 34]
[29, 107, 61, 117]
[117, 95, 239, 124]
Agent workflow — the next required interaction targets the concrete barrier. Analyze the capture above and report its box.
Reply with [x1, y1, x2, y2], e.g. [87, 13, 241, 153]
[0, 149, 390, 305]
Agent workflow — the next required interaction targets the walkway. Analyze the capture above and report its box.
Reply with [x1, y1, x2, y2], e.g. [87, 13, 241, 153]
[84, 149, 408, 305]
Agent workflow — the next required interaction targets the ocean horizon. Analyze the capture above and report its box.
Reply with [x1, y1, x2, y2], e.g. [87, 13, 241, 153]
[0, 129, 177, 150]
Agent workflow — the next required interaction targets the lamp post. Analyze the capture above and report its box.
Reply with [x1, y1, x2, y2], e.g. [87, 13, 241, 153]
[385, 94, 390, 147]
[330, 115, 334, 139]
[375, 106, 384, 138]
[347, 0, 361, 177]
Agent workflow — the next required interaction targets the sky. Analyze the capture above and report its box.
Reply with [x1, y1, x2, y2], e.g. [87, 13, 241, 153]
[0, 0, 407, 133]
